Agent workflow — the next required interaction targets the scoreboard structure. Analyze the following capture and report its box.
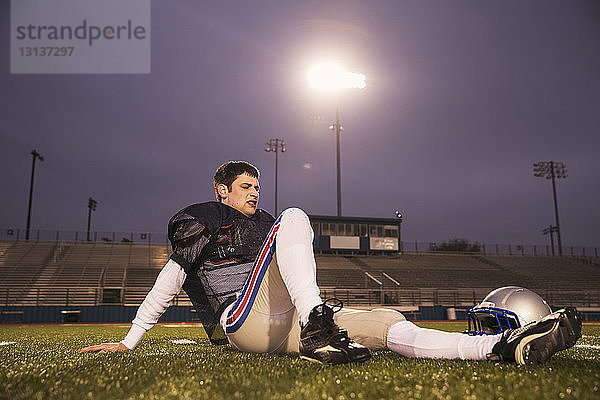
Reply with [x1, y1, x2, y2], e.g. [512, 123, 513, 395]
[308, 214, 403, 254]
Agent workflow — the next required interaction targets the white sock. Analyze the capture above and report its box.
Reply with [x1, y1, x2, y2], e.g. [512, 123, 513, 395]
[387, 321, 502, 360]
[275, 208, 322, 325]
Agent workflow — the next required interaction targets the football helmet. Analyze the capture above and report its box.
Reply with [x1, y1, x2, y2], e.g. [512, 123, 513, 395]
[465, 286, 552, 335]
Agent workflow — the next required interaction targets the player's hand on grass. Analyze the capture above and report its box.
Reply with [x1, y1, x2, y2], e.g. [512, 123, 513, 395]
[78, 342, 129, 353]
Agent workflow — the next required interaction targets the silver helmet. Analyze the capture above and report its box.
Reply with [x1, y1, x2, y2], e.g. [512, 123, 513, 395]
[465, 286, 552, 335]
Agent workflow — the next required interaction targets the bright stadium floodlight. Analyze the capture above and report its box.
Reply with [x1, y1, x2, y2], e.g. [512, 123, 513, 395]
[307, 62, 366, 216]
[307, 62, 366, 91]
[533, 161, 567, 256]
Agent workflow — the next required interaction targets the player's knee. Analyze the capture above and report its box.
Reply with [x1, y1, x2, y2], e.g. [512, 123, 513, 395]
[279, 207, 309, 225]
[337, 308, 406, 350]
[369, 308, 406, 331]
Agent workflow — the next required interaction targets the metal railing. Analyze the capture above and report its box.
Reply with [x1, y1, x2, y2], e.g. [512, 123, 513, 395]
[402, 242, 600, 258]
[0, 286, 191, 307]
[287, 287, 600, 308]
[1, 228, 169, 245]
[2, 285, 598, 309]
[2, 228, 598, 257]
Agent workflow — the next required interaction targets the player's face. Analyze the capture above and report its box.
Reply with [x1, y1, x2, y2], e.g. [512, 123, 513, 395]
[219, 173, 260, 217]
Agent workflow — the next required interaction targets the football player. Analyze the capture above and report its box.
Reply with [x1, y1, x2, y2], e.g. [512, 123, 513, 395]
[79, 161, 582, 365]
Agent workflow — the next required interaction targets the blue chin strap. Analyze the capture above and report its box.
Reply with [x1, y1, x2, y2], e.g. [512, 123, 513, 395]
[463, 307, 521, 335]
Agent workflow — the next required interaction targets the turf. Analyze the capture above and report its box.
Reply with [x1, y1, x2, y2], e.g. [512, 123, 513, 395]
[1, 322, 598, 400]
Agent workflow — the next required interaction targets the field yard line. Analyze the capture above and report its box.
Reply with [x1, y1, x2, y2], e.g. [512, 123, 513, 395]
[0, 341, 16, 345]
[171, 339, 197, 344]
[575, 344, 600, 350]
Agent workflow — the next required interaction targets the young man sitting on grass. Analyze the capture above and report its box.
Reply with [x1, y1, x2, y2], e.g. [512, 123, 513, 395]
[79, 161, 582, 365]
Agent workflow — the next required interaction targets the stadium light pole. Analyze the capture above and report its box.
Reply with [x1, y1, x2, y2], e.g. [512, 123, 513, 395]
[395, 210, 404, 252]
[87, 197, 98, 242]
[534, 161, 567, 256]
[307, 62, 366, 216]
[265, 138, 286, 216]
[542, 225, 558, 256]
[329, 95, 344, 217]
[25, 150, 44, 241]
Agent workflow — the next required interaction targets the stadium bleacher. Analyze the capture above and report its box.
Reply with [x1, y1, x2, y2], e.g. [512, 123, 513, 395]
[1, 241, 599, 313]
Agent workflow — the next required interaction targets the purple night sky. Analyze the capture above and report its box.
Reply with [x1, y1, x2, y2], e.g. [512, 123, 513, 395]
[1, 1, 599, 247]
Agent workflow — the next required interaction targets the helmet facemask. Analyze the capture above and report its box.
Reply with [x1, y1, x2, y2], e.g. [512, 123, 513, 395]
[465, 307, 521, 335]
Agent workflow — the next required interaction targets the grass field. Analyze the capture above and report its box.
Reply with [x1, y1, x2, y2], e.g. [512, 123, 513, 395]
[1, 322, 599, 400]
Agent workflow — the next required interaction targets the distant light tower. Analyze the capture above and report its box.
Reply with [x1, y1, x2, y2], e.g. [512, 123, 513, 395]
[87, 197, 98, 242]
[25, 150, 44, 241]
[534, 161, 567, 256]
[542, 225, 559, 256]
[265, 139, 286, 216]
[307, 62, 366, 216]
[395, 210, 404, 252]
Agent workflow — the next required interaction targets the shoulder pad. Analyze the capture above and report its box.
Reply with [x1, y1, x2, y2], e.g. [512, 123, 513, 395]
[168, 203, 222, 243]
[169, 213, 206, 244]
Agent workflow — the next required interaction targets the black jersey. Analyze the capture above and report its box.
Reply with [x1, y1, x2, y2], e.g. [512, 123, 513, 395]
[168, 202, 274, 344]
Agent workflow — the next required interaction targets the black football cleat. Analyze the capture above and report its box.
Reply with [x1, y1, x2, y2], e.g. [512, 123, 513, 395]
[487, 307, 582, 365]
[299, 298, 371, 365]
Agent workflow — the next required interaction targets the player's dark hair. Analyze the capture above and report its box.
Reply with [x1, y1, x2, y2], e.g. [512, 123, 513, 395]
[213, 161, 260, 202]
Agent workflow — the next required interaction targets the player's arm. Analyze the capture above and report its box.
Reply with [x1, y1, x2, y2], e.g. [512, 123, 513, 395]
[77, 342, 129, 353]
[78, 258, 187, 353]
[78, 208, 215, 353]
